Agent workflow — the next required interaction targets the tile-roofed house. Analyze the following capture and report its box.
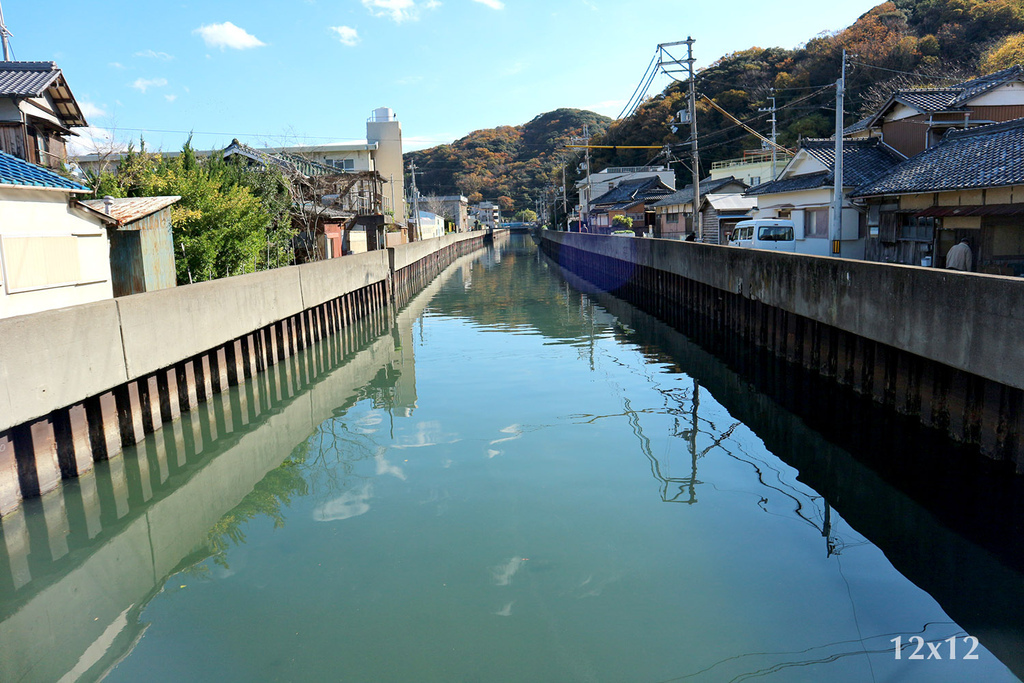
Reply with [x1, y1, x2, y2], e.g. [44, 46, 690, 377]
[0, 149, 88, 191]
[745, 138, 904, 260]
[0, 152, 115, 317]
[851, 117, 1024, 274]
[588, 176, 674, 233]
[747, 138, 903, 196]
[859, 64, 1024, 158]
[853, 118, 1024, 196]
[953, 65, 1024, 104]
[575, 165, 675, 220]
[651, 176, 748, 242]
[0, 61, 87, 170]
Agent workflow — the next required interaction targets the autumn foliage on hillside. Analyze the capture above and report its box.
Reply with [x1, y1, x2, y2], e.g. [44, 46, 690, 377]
[592, 0, 1024, 174]
[408, 108, 611, 212]
[411, 0, 1024, 213]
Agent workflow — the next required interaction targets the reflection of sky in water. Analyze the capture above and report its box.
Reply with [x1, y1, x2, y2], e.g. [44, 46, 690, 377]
[94, 241, 1020, 683]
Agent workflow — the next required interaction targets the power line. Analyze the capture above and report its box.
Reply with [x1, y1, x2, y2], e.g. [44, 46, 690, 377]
[619, 50, 661, 120]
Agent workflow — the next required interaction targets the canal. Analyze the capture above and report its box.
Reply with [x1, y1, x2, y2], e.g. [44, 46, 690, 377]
[2, 234, 1022, 682]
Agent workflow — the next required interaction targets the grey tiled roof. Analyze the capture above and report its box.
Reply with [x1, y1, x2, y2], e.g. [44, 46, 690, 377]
[0, 61, 61, 96]
[895, 89, 961, 113]
[852, 117, 1024, 197]
[0, 61, 86, 127]
[746, 171, 831, 196]
[864, 66, 1024, 128]
[801, 138, 904, 187]
[651, 176, 745, 207]
[843, 116, 872, 136]
[746, 138, 902, 196]
[952, 65, 1024, 105]
[590, 176, 674, 211]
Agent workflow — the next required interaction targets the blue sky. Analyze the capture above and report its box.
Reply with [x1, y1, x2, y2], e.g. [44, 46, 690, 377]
[3, 0, 881, 155]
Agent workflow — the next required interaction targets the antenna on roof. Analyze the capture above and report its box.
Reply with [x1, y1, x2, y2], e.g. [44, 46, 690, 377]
[0, 1, 12, 61]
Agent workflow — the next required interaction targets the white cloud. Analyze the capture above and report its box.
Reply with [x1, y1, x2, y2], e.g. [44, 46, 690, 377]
[313, 483, 373, 522]
[362, 0, 421, 22]
[502, 62, 525, 76]
[135, 49, 174, 61]
[79, 101, 107, 119]
[164, 94, 177, 102]
[66, 126, 128, 157]
[108, 62, 126, 69]
[193, 22, 266, 50]
[130, 77, 168, 93]
[424, 0, 441, 7]
[330, 25, 360, 46]
[473, 0, 505, 9]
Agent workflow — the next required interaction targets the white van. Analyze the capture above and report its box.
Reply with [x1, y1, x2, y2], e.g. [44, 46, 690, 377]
[729, 219, 796, 252]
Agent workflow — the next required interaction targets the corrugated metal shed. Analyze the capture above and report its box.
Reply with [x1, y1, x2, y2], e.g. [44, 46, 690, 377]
[78, 196, 181, 226]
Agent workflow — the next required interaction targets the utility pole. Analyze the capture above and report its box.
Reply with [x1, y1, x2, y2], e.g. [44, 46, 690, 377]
[830, 49, 846, 257]
[685, 37, 700, 241]
[389, 173, 396, 223]
[409, 160, 421, 242]
[759, 89, 779, 180]
[571, 125, 593, 229]
[561, 163, 567, 218]
[0, 1, 12, 61]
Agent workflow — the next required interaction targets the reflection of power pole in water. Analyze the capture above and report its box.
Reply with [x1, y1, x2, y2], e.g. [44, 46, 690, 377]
[625, 392, 703, 504]
[823, 499, 837, 557]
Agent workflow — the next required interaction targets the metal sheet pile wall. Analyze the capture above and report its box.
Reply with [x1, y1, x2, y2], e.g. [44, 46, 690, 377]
[541, 231, 1024, 472]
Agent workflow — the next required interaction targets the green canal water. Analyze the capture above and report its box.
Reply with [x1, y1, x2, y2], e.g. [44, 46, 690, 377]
[2, 235, 1022, 682]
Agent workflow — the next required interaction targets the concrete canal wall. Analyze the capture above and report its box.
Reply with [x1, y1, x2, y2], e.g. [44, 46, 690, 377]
[542, 230, 1024, 470]
[0, 230, 499, 515]
[0, 240, 480, 683]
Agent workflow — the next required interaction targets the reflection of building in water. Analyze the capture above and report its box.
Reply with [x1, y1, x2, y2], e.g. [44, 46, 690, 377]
[391, 319, 418, 417]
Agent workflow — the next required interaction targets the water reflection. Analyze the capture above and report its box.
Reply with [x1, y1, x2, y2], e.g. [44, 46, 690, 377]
[1, 235, 1022, 682]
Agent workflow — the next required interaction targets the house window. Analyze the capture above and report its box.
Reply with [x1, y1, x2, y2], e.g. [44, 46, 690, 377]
[749, 176, 760, 186]
[805, 208, 829, 238]
[897, 216, 935, 242]
[328, 158, 355, 171]
[988, 223, 1024, 257]
[667, 212, 679, 223]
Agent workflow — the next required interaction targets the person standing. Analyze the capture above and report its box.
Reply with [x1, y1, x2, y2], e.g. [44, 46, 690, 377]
[945, 238, 973, 271]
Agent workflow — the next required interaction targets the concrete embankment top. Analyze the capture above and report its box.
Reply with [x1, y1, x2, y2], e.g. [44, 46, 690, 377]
[0, 249, 391, 433]
[543, 231, 1024, 393]
[0, 231, 490, 433]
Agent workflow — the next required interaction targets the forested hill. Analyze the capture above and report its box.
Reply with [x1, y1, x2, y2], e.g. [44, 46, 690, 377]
[590, 0, 1024, 171]
[407, 108, 611, 210]
[410, 0, 1024, 212]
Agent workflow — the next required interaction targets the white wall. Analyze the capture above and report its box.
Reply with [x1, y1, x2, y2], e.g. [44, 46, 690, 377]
[753, 187, 865, 259]
[970, 81, 1024, 106]
[366, 110, 406, 225]
[418, 212, 444, 240]
[0, 188, 113, 319]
